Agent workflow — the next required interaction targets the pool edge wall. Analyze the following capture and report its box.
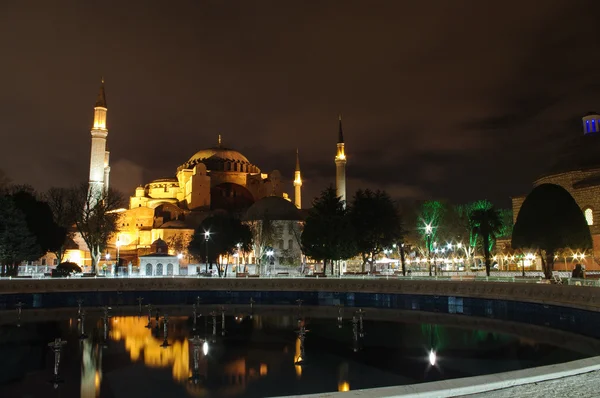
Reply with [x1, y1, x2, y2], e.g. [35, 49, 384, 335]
[1, 278, 599, 311]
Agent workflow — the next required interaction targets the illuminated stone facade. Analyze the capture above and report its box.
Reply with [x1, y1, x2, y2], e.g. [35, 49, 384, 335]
[115, 135, 289, 265]
[512, 113, 600, 269]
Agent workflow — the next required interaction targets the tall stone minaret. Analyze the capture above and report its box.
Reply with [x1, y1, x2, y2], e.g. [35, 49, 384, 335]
[294, 148, 302, 209]
[335, 115, 347, 205]
[89, 78, 109, 199]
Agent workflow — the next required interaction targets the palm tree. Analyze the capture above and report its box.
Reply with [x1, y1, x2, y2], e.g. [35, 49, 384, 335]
[470, 206, 503, 276]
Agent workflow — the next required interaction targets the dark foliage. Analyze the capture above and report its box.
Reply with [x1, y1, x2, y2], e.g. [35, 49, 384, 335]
[512, 183, 592, 279]
[10, 189, 66, 257]
[52, 261, 82, 277]
[349, 189, 403, 272]
[301, 187, 358, 274]
[188, 213, 252, 276]
[470, 206, 503, 276]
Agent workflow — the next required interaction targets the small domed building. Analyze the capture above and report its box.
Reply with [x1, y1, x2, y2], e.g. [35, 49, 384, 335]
[512, 112, 600, 269]
[243, 196, 305, 270]
[138, 238, 180, 276]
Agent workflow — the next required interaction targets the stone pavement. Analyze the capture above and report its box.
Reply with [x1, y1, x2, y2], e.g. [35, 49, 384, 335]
[460, 370, 600, 398]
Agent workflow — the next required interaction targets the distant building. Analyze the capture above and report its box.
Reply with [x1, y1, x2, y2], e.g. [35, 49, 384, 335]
[50, 79, 352, 272]
[37, 81, 349, 272]
[512, 112, 600, 270]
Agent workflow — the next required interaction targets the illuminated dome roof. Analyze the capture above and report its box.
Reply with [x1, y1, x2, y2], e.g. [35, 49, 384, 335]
[243, 196, 303, 221]
[179, 138, 260, 173]
[187, 147, 250, 165]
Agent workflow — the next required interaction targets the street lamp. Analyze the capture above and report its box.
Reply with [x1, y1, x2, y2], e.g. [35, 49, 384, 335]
[116, 239, 121, 276]
[266, 250, 274, 275]
[204, 231, 211, 273]
[236, 243, 242, 272]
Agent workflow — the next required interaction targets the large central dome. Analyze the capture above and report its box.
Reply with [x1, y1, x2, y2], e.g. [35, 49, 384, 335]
[178, 136, 260, 173]
[187, 147, 250, 165]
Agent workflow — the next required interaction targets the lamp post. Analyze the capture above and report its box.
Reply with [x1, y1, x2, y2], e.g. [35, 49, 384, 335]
[116, 239, 121, 276]
[105, 253, 110, 276]
[266, 250, 274, 275]
[433, 242, 438, 276]
[383, 249, 391, 273]
[425, 223, 433, 276]
[236, 243, 242, 273]
[204, 231, 211, 273]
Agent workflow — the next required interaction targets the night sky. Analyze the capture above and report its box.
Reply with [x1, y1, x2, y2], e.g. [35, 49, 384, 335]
[3, 0, 600, 208]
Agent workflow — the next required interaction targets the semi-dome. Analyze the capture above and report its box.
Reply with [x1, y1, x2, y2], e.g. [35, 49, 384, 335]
[243, 196, 303, 221]
[150, 238, 169, 254]
[150, 178, 178, 183]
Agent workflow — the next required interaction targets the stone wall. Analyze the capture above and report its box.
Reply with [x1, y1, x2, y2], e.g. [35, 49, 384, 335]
[1, 278, 599, 311]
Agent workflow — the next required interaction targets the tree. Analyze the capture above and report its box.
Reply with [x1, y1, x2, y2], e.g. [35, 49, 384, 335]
[69, 184, 125, 274]
[301, 187, 358, 275]
[9, 188, 66, 264]
[166, 232, 192, 258]
[349, 189, 403, 272]
[512, 184, 592, 279]
[247, 212, 275, 275]
[451, 203, 478, 266]
[44, 187, 77, 264]
[0, 195, 39, 276]
[188, 214, 252, 277]
[469, 205, 503, 276]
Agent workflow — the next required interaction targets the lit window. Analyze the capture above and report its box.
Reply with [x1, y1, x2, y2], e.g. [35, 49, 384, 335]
[585, 208, 594, 225]
[593, 119, 597, 132]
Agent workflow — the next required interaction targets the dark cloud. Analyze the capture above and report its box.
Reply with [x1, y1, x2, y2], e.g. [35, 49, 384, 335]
[3, 0, 600, 208]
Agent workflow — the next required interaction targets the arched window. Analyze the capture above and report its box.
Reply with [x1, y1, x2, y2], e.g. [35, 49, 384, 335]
[585, 208, 594, 226]
[167, 263, 173, 275]
[156, 263, 163, 275]
[146, 263, 152, 276]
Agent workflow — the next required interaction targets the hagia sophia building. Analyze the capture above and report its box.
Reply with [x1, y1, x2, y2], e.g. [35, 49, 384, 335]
[47, 79, 348, 271]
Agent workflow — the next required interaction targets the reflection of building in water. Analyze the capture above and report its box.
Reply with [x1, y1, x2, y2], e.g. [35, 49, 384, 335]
[337, 362, 350, 392]
[80, 338, 102, 398]
[294, 336, 302, 378]
[109, 316, 189, 382]
[109, 316, 271, 394]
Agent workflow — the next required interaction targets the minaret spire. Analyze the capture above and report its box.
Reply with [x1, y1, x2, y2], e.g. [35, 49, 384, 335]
[218, 134, 222, 147]
[294, 148, 302, 209]
[89, 78, 110, 201]
[335, 115, 347, 206]
[95, 77, 107, 108]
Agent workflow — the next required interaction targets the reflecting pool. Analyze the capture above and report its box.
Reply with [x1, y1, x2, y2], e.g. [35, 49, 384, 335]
[0, 305, 598, 397]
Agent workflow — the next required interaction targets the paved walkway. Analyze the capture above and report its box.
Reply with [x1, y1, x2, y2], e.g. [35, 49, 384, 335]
[460, 370, 600, 397]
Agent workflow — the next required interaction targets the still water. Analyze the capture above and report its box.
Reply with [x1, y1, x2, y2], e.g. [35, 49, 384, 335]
[0, 305, 597, 398]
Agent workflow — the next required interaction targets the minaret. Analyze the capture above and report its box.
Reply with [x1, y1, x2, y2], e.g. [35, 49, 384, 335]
[335, 115, 347, 205]
[294, 149, 302, 209]
[89, 78, 109, 199]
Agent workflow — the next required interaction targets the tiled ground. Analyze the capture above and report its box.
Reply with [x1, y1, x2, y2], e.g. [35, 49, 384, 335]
[460, 370, 600, 397]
